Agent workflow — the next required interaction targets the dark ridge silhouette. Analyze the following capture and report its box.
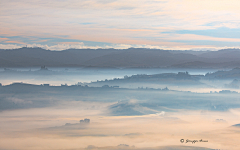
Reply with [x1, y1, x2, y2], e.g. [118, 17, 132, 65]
[205, 67, 240, 79]
[0, 47, 240, 68]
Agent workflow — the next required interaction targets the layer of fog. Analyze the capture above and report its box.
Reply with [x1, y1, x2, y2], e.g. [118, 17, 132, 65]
[1, 104, 240, 149]
[0, 68, 218, 86]
[1, 68, 240, 150]
[0, 85, 240, 149]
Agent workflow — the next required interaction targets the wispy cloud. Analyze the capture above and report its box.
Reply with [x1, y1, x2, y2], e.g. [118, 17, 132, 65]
[1, 0, 240, 49]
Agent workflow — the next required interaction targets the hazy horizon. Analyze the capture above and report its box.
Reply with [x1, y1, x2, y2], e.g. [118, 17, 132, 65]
[2, 46, 240, 51]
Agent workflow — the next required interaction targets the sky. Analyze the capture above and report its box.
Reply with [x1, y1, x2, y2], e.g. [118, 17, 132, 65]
[1, 0, 240, 50]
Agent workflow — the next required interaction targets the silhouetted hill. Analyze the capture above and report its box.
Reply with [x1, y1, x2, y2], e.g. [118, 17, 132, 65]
[83, 49, 201, 67]
[206, 67, 240, 79]
[199, 49, 240, 59]
[0, 47, 115, 67]
[0, 47, 240, 68]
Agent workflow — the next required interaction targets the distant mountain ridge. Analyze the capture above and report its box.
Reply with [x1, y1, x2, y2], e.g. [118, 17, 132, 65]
[0, 47, 240, 68]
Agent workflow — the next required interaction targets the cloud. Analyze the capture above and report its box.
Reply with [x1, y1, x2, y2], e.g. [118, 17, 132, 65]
[0, 38, 8, 42]
[2, 42, 240, 51]
[2, 0, 240, 49]
[156, 111, 165, 116]
[0, 44, 22, 49]
[0, 43, 175, 50]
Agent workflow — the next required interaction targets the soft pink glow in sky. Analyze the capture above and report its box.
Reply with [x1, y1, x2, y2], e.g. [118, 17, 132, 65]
[1, 0, 240, 50]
